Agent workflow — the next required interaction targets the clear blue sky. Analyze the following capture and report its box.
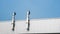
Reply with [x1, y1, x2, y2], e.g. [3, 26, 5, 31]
[0, 0, 60, 21]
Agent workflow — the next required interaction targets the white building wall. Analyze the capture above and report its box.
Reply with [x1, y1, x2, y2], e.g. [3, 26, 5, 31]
[0, 18, 60, 34]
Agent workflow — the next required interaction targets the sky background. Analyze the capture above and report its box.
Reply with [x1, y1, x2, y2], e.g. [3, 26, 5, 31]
[0, 0, 60, 21]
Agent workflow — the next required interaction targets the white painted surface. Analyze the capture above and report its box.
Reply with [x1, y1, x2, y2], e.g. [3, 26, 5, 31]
[0, 18, 60, 34]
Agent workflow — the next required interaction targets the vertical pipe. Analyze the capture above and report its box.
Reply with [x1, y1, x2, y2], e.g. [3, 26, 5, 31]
[26, 10, 30, 31]
[12, 12, 16, 31]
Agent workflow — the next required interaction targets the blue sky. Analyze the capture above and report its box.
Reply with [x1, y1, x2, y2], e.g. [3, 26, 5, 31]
[0, 0, 60, 21]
